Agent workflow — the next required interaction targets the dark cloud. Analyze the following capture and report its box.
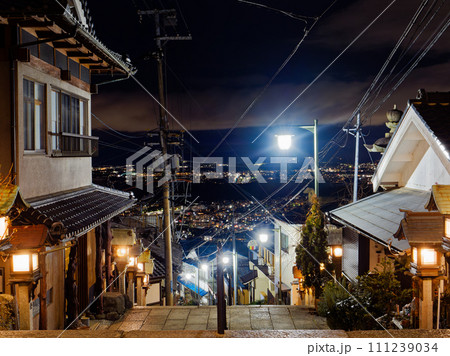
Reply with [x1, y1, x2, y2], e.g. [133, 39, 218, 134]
[90, 0, 450, 136]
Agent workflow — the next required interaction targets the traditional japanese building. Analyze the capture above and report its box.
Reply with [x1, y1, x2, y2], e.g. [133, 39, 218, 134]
[329, 89, 450, 328]
[0, 0, 137, 330]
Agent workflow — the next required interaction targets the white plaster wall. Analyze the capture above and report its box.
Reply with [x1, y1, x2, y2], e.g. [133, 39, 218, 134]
[16, 61, 92, 199]
[274, 220, 301, 298]
[406, 147, 450, 191]
[249, 260, 272, 300]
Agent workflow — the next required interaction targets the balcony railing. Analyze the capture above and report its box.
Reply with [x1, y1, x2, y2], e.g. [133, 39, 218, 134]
[49, 132, 99, 157]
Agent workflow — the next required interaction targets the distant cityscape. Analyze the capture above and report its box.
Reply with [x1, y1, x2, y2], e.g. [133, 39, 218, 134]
[93, 161, 377, 235]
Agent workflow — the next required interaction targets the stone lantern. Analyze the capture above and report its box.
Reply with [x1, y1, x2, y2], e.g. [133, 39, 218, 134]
[111, 228, 136, 295]
[395, 210, 445, 329]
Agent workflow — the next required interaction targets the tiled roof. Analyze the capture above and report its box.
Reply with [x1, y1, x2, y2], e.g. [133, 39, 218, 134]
[411, 101, 450, 154]
[394, 211, 444, 244]
[0, 0, 135, 75]
[27, 185, 135, 239]
[0, 184, 19, 216]
[425, 184, 450, 214]
[329, 188, 431, 251]
[240, 269, 257, 284]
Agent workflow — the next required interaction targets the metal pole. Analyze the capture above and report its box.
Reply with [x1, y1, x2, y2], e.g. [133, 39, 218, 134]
[353, 112, 361, 203]
[278, 229, 282, 305]
[197, 247, 200, 305]
[154, 12, 173, 306]
[314, 119, 319, 198]
[211, 259, 215, 305]
[232, 207, 237, 305]
[217, 242, 226, 334]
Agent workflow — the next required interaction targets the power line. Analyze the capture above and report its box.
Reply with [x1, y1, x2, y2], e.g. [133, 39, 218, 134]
[206, 0, 339, 157]
[251, 0, 398, 144]
[92, 113, 147, 139]
[237, 0, 318, 23]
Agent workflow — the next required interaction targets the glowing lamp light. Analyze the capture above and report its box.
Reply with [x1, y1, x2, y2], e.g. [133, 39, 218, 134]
[12, 253, 39, 273]
[0, 217, 8, 239]
[319, 263, 325, 271]
[201, 264, 208, 271]
[117, 247, 128, 258]
[412, 248, 418, 264]
[412, 247, 437, 267]
[143, 275, 148, 284]
[259, 233, 269, 243]
[333, 247, 343, 258]
[222, 256, 230, 265]
[276, 135, 293, 150]
[421, 248, 437, 265]
[128, 257, 136, 267]
[137, 263, 144, 272]
[185, 273, 192, 280]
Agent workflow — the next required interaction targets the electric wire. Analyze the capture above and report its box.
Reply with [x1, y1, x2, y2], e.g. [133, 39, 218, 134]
[206, 0, 339, 158]
[252, 0, 398, 144]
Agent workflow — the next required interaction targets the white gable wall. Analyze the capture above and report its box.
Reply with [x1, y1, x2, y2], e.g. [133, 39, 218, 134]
[373, 103, 450, 192]
[406, 146, 450, 191]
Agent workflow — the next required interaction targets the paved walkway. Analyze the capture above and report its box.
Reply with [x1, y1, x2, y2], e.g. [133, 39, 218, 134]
[95, 305, 329, 332]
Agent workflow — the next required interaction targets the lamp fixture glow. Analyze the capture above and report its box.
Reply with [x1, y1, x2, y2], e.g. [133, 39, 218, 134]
[333, 247, 343, 258]
[259, 233, 268, 243]
[128, 257, 136, 267]
[32, 253, 38, 271]
[320, 263, 325, 271]
[276, 135, 293, 150]
[412, 248, 418, 264]
[0, 217, 8, 239]
[185, 273, 192, 280]
[12, 253, 38, 273]
[137, 263, 144, 272]
[222, 256, 230, 264]
[201, 263, 208, 271]
[117, 247, 128, 257]
[421, 248, 437, 265]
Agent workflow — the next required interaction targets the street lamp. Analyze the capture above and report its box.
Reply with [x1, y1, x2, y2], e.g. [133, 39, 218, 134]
[11, 252, 39, 279]
[112, 228, 137, 295]
[258, 233, 268, 243]
[332, 246, 343, 258]
[222, 256, 230, 265]
[275, 120, 319, 196]
[276, 135, 293, 150]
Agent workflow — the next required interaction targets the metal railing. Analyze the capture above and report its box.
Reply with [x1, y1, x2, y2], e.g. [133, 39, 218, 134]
[49, 132, 99, 157]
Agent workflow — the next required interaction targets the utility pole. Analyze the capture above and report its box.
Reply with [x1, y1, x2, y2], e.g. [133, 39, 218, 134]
[138, 8, 191, 306]
[344, 112, 362, 203]
[217, 242, 226, 334]
[232, 206, 237, 305]
[277, 228, 282, 305]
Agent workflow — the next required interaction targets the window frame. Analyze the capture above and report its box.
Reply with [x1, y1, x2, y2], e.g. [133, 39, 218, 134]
[23, 78, 46, 154]
[49, 87, 90, 156]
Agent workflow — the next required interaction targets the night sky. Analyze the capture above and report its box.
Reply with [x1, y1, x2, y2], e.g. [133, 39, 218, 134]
[87, 0, 449, 163]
